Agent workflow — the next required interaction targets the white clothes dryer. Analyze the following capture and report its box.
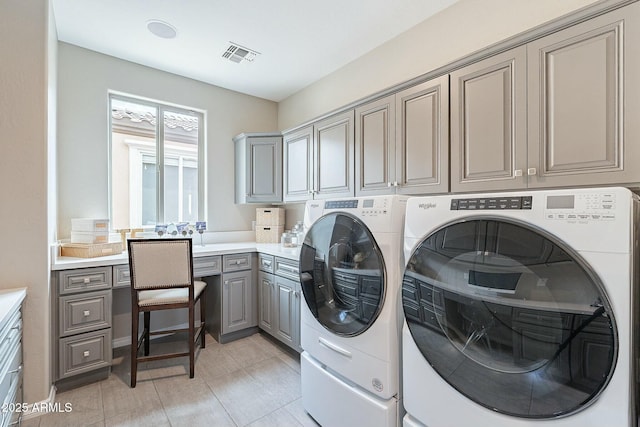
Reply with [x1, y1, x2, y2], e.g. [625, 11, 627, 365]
[299, 195, 408, 427]
[401, 187, 639, 426]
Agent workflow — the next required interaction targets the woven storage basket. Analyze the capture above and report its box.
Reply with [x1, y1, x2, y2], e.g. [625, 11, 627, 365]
[256, 208, 285, 226]
[60, 242, 123, 258]
[255, 225, 284, 243]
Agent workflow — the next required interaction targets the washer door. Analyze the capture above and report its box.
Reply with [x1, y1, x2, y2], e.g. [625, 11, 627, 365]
[299, 212, 386, 337]
[402, 218, 617, 419]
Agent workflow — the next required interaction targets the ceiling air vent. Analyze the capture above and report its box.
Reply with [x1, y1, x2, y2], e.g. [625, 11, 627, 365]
[222, 43, 259, 63]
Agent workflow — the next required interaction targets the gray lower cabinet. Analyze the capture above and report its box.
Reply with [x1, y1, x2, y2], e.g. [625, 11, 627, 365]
[284, 110, 355, 202]
[258, 256, 301, 352]
[0, 291, 25, 427]
[54, 267, 112, 381]
[234, 133, 283, 204]
[209, 253, 257, 342]
[451, 1, 640, 192]
[258, 254, 276, 335]
[355, 77, 449, 196]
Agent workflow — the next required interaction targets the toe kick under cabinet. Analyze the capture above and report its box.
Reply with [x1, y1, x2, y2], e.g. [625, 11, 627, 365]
[54, 267, 112, 384]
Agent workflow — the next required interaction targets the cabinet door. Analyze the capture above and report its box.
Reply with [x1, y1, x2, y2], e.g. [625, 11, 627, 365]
[314, 110, 355, 199]
[527, 3, 640, 188]
[247, 136, 282, 202]
[283, 126, 314, 202]
[221, 270, 253, 334]
[258, 271, 275, 334]
[450, 47, 527, 192]
[274, 275, 299, 349]
[395, 76, 449, 195]
[355, 95, 395, 196]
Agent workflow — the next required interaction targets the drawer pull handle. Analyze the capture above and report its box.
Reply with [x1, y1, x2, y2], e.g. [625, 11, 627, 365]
[318, 337, 352, 358]
[83, 350, 90, 357]
[83, 310, 91, 317]
[8, 365, 22, 375]
[83, 278, 91, 284]
[279, 265, 299, 274]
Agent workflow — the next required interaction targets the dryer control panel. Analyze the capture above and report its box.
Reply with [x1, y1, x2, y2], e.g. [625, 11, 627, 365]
[450, 196, 532, 210]
[545, 192, 616, 222]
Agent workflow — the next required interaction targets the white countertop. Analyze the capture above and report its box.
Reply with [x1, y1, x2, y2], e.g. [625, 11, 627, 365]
[0, 288, 27, 330]
[52, 242, 301, 270]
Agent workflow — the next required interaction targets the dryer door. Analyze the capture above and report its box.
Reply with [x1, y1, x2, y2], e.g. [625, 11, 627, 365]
[299, 212, 386, 337]
[402, 218, 617, 419]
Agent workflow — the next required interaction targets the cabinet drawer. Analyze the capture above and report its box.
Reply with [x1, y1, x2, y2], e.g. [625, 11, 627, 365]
[59, 329, 112, 379]
[59, 291, 112, 337]
[0, 343, 21, 412]
[223, 253, 252, 272]
[0, 311, 21, 372]
[112, 264, 131, 288]
[274, 257, 300, 281]
[258, 254, 275, 273]
[194, 255, 222, 277]
[59, 267, 112, 295]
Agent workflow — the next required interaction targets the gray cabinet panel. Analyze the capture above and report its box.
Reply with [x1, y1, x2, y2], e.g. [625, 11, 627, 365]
[283, 126, 314, 202]
[355, 95, 395, 196]
[314, 110, 355, 199]
[59, 266, 112, 295]
[258, 271, 275, 334]
[527, 2, 640, 188]
[450, 46, 527, 192]
[193, 255, 222, 277]
[59, 290, 111, 337]
[223, 253, 252, 272]
[221, 270, 253, 334]
[234, 133, 282, 204]
[275, 275, 297, 348]
[112, 264, 130, 289]
[395, 76, 449, 195]
[258, 254, 274, 274]
[59, 329, 112, 380]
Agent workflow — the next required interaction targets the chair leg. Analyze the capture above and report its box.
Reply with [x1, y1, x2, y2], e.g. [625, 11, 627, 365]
[144, 312, 150, 356]
[131, 306, 139, 388]
[189, 303, 195, 378]
[200, 293, 206, 349]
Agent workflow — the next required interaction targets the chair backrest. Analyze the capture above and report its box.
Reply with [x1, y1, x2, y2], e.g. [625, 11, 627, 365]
[128, 238, 194, 290]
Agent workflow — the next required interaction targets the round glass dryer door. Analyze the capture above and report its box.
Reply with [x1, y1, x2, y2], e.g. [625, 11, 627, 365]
[299, 212, 386, 337]
[402, 218, 617, 419]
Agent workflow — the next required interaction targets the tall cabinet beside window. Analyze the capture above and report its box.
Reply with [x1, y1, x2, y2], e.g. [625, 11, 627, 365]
[234, 133, 283, 204]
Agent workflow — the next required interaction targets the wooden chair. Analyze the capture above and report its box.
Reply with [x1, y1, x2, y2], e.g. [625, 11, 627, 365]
[127, 238, 206, 387]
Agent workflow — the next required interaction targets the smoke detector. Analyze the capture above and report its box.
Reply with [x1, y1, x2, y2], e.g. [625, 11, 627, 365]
[222, 43, 260, 63]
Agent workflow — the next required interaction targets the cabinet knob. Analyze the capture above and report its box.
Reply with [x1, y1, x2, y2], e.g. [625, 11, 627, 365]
[83, 278, 91, 284]
[527, 167, 537, 176]
[393, 181, 398, 187]
[83, 310, 91, 317]
[387, 182, 392, 187]
[514, 169, 523, 177]
[83, 350, 90, 357]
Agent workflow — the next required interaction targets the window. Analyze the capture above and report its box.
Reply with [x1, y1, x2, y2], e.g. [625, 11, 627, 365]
[109, 94, 205, 229]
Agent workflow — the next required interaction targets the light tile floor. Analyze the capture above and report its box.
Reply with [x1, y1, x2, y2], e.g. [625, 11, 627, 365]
[23, 333, 319, 427]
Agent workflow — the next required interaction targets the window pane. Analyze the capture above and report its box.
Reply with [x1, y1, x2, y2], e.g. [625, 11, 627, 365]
[111, 98, 157, 228]
[183, 166, 198, 222]
[164, 164, 179, 222]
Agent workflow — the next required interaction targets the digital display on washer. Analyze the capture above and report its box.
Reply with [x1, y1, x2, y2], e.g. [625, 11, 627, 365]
[450, 196, 532, 210]
[546, 195, 575, 209]
[362, 199, 374, 208]
[325, 200, 358, 209]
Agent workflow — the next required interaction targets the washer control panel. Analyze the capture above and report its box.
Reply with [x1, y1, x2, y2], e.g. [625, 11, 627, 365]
[545, 192, 616, 222]
[450, 196, 532, 210]
[324, 198, 390, 216]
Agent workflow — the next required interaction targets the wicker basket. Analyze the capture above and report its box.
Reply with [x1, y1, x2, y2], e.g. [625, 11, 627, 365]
[255, 225, 284, 243]
[60, 242, 123, 258]
[256, 208, 285, 226]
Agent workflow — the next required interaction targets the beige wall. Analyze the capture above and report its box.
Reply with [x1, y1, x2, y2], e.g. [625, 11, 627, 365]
[278, 0, 601, 130]
[57, 43, 278, 238]
[0, 0, 53, 404]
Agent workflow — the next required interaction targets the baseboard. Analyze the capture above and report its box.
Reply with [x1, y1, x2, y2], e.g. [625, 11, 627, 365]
[21, 385, 56, 420]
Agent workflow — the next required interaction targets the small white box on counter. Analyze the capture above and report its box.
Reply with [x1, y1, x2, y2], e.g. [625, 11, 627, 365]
[70, 231, 110, 244]
[71, 218, 110, 232]
[256, 208, 285, 226]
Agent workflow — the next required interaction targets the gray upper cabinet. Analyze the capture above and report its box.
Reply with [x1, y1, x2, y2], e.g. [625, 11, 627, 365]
[527, 2, 640, 188]
[450, 46, 528, 192]
[234, 133, 282, 204]
[395, 76, 449, 195]
[355, 76, 449, 197]
[284, 111, 355, 201]
[355, 95, 396, 196]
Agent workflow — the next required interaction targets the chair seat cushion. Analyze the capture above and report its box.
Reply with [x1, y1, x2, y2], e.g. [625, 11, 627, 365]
[138, 280, 207, 307]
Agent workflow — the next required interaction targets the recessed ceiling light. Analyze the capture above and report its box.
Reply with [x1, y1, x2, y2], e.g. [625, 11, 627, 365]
[147, 20, 177, 39]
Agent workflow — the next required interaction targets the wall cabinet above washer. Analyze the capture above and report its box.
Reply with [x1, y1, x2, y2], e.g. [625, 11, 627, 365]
[234, 133, 282, 204]
[283, 110, 355, 202]
[355, 75, 449, 196]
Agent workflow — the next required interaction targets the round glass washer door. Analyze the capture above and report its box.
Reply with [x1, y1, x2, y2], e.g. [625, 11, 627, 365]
[402, 218, 617, 419]
[299, 212, 386, 337]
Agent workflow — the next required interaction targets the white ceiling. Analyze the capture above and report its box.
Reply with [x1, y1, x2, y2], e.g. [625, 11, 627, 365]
[52, 0, 458, 102]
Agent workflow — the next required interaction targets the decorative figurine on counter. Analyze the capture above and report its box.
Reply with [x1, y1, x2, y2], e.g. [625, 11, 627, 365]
[155, 224, 167, 237]
[196, 221, 206, 246]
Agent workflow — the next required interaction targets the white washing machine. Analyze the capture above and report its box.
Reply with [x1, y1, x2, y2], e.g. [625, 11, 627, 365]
[299, 195, 408, 427]
[401, 187, 639, 426]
